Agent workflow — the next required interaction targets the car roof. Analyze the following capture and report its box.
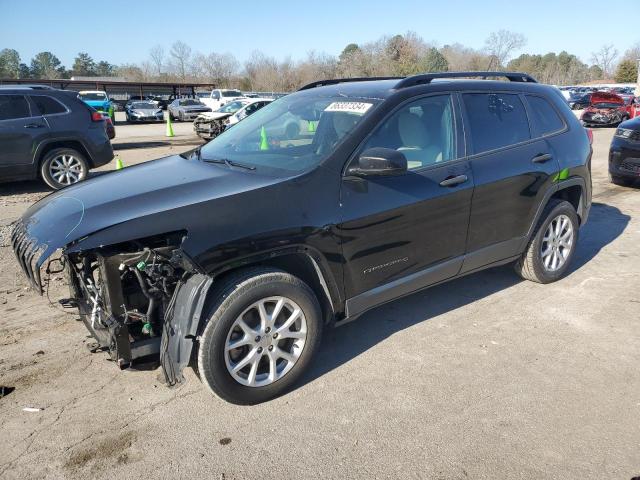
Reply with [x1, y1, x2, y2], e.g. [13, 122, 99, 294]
[295, 77, 553, 100]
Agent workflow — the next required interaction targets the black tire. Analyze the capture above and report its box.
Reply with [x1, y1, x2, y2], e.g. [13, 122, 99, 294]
[197, 268, 322, 405]
[169, 111, 175, 121]
[610, 173, 633, 186]
[515, 200, 579, 284]
[40, 147, 89, 190]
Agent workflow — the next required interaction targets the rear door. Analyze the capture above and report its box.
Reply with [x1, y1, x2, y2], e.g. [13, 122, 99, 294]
[338, 94, 473, 315]
[0, 94, 49, 177]
[460, 91, 560, 273]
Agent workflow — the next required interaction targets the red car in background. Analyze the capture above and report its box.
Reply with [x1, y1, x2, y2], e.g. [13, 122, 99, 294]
[581, 92, 631, 127]
[619, 94, 638, 119]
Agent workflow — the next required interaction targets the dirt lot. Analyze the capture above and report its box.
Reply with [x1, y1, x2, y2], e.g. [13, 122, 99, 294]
[1, 121, 639, 480]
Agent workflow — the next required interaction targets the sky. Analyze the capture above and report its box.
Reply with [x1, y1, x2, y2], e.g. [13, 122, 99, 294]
[0, 0, 638, 68]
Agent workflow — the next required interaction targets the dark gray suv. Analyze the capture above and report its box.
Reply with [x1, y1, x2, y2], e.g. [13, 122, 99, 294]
[0, 87, 113, 189]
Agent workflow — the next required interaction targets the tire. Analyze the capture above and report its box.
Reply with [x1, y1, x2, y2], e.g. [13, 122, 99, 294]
[40, 148, 89, 190]
[197, 268, 322, 405]
[514, 200, 579, 284]
[169, 111, 175, 121]
[610, 173, 633, 186]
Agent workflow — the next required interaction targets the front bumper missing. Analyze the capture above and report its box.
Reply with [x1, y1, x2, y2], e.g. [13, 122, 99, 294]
[11, 221, 45, 293]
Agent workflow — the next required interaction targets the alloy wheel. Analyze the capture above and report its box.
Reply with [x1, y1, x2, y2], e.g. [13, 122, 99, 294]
[224, 296, 307, 387]
[49, 154, 84, 186]
[541, 214, 574, 272]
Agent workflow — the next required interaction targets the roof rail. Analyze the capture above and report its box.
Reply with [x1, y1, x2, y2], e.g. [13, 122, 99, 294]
[298, 76, 402, 91]
[0, 84, 56, 90]
[395, 71, 538, 89]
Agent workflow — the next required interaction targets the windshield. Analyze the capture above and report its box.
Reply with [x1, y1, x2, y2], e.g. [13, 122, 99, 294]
[79, 92, 106, 101]
[222, 90, 242, 97]
[199, 94, 380, 174]
[218, 100, 249, 113]
[132, 102, 156, 109]
[180, 99, 203, 106]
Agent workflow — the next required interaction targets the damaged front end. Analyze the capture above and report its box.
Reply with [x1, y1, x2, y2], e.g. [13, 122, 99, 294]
[193, 113, 232, 140]
[582, 107, 624, 126]
[11, 221, 212, 386]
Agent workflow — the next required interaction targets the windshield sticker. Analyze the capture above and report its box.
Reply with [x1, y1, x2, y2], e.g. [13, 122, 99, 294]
[325, 102, 373, 115]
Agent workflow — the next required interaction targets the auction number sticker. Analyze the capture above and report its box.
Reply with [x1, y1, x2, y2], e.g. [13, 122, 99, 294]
[325, 102, 373, 115]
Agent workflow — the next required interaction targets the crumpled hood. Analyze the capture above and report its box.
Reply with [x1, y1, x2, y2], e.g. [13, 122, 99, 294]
[14, 154, 276, 272]
[195, 111, 233, 121]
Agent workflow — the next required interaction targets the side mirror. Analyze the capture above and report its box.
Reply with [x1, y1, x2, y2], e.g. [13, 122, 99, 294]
[349, 147, 407, 177]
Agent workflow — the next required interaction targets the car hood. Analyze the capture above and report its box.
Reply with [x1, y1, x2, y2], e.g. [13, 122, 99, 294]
[14, 154, 278, 271]
[180, 105, 210, 111]
[195, 111, 233, 121]
[590, 92, 624, 106]
[130, 108, 161, 115]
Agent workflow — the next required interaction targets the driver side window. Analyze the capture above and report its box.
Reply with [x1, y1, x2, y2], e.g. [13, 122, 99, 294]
[362, 95, 457, 170]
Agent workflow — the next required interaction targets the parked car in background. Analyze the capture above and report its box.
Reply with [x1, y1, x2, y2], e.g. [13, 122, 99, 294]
[125, 101, 164, 123]
[193, 98, 272, 139]
[569, 92, 591, 110]
[148, 94, 176, 110]
[609, 116, 640, 186]
[11, 72, 592, 405]
[0, 87, 113, 189]
[78, 90, 114, 121]
[581, 92, 629, 127]
[168, 98, 211, 121]
[197, 89, 244, 111]
[102, 113, 116, 139]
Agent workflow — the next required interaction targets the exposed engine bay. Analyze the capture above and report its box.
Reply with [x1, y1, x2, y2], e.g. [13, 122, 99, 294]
[62, 232, 191, 373]
[193, 113, 232, 140]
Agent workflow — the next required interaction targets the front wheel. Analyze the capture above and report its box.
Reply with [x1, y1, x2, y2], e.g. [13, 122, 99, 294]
[197, 268, 322, 405]
[515, 200, 579, 283]
[40, 148, 89, 189]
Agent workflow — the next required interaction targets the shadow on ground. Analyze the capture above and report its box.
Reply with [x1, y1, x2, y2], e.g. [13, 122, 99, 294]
[300, 201, 629, 389]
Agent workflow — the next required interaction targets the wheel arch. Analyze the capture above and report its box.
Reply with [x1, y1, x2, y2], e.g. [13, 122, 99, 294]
[36, 139, 93, 171]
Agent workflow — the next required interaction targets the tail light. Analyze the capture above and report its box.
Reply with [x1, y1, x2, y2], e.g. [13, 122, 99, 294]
[586, 128, 593, 145]
[91, 110, 104, 122]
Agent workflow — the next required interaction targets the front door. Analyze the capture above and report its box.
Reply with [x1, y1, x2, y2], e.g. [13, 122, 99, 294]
[338, 94, 474, 316]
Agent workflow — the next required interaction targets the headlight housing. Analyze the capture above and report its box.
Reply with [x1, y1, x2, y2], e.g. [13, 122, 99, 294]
[615, 128, 634, 139]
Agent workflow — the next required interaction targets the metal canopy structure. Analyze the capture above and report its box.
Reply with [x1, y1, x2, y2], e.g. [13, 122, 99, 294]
[0, 78, 216, 99]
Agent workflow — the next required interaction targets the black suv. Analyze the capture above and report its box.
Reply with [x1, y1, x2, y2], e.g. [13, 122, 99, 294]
[609, 115, 640, 186]
[0, 87, 113, 189]
[12, 72, 592, 404]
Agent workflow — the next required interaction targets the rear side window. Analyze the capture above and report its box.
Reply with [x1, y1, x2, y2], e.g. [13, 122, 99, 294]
[31, 95, 67, 115]
[525, 95, 564, 137]
[462, 93, 531, 154]
[0, 95, 31, 121]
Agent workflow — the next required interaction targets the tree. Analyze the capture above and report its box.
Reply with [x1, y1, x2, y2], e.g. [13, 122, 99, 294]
[194, 52, 239, 87]
[339, 43, 360, 63]
[30, 51, 64, 78]
[72, 52, 95, 76]
[591, 44, 618, 77]
[169, 41, 192, 80]
[622, 43, 640, 62]
[615, 59, 638, 83]
[421, 47, 448, 72]
[484, 30, 526, 69]
[94, 61, 115, 77]
[0, 48, 21, 78]
[149, 45, 165, 76]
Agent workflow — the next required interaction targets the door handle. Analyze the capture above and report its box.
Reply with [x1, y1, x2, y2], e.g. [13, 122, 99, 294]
[24, 123, 45, 129]
[439, 174, 468, 187]
[532, 153, 553, 164]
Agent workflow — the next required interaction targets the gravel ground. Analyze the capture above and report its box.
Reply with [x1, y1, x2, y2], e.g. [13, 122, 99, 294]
[0, 122, 638, 480]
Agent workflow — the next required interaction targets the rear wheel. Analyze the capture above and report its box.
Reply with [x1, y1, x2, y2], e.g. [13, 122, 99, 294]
[40, 148, 89, 190]
[515, 200, 579, 283]
[197, 268, 322, 405]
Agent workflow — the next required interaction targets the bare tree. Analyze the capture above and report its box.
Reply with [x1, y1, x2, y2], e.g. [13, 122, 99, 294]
[591, 44, 618, 77]
[194, 52, 239, 87]
[484, 30, 527, 69]
[622, 42, 640, 62]
[149, 45, 165, 76]
[169, 41, 192, 80]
